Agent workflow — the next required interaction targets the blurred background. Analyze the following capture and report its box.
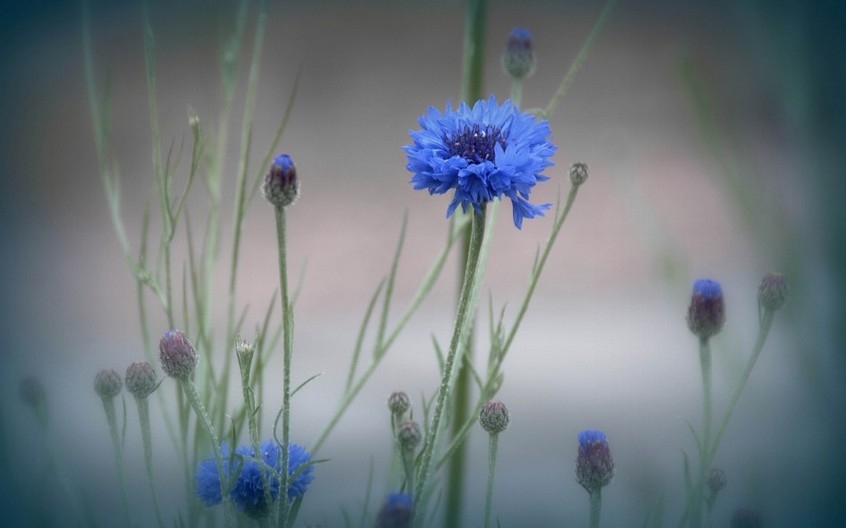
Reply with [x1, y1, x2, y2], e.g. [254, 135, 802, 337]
[1, 0, 845, 526]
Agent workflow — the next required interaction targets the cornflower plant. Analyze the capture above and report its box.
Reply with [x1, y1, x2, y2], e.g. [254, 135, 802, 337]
[70, 0, 793, 527]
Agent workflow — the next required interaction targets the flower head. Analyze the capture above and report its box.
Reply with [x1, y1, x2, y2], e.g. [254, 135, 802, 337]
[502, 27, 536, 79]
[195, 440, 314, 518]
[687, 279, 725, 340]
[405, 95, 556, 228]
[569, 162, 589, 187]
[575, 429, 615, 493]
[94, 369, 122, 399]
[125, 362, 159, 399]
[263, 154, 299, 208]
[159, 329, 198, 380]
[388, 391, 411, 417]
[479, 400, 510, 435]
[397, 420, 422, 451]
[375, 492, 413, 528]
[758, 271, 788, 312]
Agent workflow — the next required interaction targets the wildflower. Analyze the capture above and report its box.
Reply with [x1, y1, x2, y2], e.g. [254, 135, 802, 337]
[195, 440, 314, 518]
[388, 391, 411, 417]
[479, 400, 510, 435]
[575, 429, 615, 493]
[159, 329, 198, 380]
[94, 369, 122, 399]
[502, 27, 536, 79]
[758, 272, 788, 312]
[375, 492, 413, 528]
[687, 279, 725, 340]
[125, 362, 158, 399]
[405, 95, 556, 228]
[569, 162, 589, 187]
[263, 154, 299, 208]
[397, 421, 422, 451]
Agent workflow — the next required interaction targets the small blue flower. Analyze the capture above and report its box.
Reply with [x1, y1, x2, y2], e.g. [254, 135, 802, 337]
[375, 492, 413, 528]
[195, 440, 314, 518]
[404, 95, 556, 229]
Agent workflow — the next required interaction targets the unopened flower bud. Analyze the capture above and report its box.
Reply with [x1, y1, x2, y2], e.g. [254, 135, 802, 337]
[263, 154, 299, 208]
[758, 272, 788, 312]
[94, 369, 123, 399]
[502, 28, 536, 79]
[159, 329, 198, 380]
[479, 400, 510, 435]
[125, 362, 159, 399]
[707, 467, 727, 494]
[687, 279, 725, 340]
[235, 337, 256, 369]
[575, 429, 615, 493]
[398, 420, 422, 451]
[388, 391, 411, 417]
[375, 493, 413, 528]
[19, 376, 45, 408]
[730, 508, 762, 528]
[569, 162, 589, 186]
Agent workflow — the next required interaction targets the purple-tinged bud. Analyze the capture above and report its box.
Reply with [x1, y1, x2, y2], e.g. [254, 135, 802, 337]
[758, 272, 788, 312]
[502, 27, 536, 79]
[19, 376, 45, 408]
[375, 492, 413, 528]
[575, 429, 615, 493]
[388, 391, 411, 417]
[94, 369, 123, 399]
[707, 467, 727, 494]
[125, 362, 159, 399]
[479, 400, 510, 435]
[569, 162, 589, 187]
[730, 508, 762, 528]
[687, 279, 725, 340]
[263, 154, 299, 208]
[398, 420, 422, 451]
[159, 329, 198, 380]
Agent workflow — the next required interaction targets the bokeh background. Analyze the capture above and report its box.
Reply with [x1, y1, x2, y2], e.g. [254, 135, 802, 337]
[2, 0, 845, 526]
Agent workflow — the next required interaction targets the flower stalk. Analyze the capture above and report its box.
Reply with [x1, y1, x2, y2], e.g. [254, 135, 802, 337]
[414, 208, 487, 526]
[274, 205, 293, 528]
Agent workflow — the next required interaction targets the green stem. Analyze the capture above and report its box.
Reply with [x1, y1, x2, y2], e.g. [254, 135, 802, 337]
[483, 433, 499, 528]
[414, 210, 487, 527]
[182, 379, 233, 528]
[273, 206, 293, 528]
[589, 489, 602, 528]
[135, 397, 166, 528]
[239, 345, 275, 525]
[100, 397, 132, 527]
[692, 338, 712, 528]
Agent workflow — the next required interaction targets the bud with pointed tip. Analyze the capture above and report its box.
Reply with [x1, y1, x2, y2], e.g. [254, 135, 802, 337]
[159, 329, 198, 380]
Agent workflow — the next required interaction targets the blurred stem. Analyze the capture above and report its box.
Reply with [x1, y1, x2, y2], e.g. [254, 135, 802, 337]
[100, 396, 132, 527]
[182, 378, 233, 528]
[414, 209, 486, 527]
[273, 206, 293, 528]
[447, 1, 486, 526]
[134, 396, 166, 528]
[692, 338, 713, 528]
[589, 489, 602, 528]
[510, 77, 523, 107]
[482, 433, 499, 528]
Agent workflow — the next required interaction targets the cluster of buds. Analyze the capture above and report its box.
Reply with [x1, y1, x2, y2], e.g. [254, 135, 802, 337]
[575, 429, 615, 493]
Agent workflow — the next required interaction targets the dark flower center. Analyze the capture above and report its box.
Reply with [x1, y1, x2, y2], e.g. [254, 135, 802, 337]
[447, 124, 506, 164]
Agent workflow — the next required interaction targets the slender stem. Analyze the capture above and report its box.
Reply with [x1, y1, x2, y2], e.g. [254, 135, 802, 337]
[182, 379, 233, 527]
[589, 489, 602, 528]
[239, 346, 275, 525]
[414, 210, 486, 527]
[401, 444, 416, 498]
[273, 206, 293, 528]
[510, 77, 523, 107]
[101, 397, 132, 527]
[483, 433, 499, 528]
[135, 397, 166, 528]
[691, 338, 712, 528]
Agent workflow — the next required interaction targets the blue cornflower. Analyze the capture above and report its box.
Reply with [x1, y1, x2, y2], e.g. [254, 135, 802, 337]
[375, 492, 413, 528]
[404, 95, 556, 229]
[195, 440, 314, 518]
